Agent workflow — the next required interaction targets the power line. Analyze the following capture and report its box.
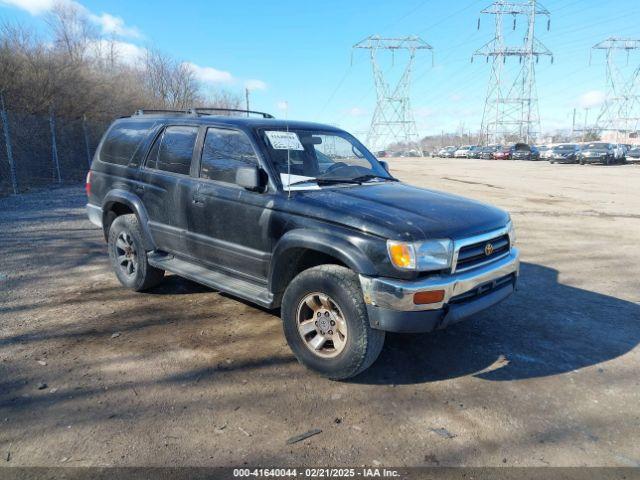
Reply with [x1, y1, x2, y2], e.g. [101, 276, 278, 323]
[353, 35, 433, 153]
[474, 0, 553, 144]
[591, 37, 640, 140]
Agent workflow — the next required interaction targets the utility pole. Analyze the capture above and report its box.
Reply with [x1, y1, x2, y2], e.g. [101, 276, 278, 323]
[473, 0, 552, 145]
[571, 107, 576, 140]
[353, 35, 433, 155]
[245, 88, 250, 116]
[591, 38, 640, 142]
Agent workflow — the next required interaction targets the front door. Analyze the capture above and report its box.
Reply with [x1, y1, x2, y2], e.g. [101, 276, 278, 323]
[185, 126, 275, 283]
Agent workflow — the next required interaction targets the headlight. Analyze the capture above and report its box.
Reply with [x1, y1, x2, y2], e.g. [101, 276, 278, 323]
[507, 219, 517, 246]
[387, 239, 453, 271]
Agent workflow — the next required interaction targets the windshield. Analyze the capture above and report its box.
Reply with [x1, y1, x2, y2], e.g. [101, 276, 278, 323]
[586, 143, 609, 149]
[553, 144, 577, 151]
[259, 129, 391, 188]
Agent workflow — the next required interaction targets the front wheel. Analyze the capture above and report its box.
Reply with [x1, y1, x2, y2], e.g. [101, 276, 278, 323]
[281, 265, 385, 380]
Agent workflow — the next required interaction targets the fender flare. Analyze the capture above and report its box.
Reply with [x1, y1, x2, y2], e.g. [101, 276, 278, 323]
[102, 189, 156, 250]
[269, 229, 378, 295]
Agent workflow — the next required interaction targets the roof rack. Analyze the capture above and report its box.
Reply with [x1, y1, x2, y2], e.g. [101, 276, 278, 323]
[132, 107, 275, 119]
[133, 109, 191, 116]
[190, 107, 274, 119]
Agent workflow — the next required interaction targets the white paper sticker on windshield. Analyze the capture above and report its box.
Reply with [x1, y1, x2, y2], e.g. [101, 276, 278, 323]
[265, 131, 304, 151]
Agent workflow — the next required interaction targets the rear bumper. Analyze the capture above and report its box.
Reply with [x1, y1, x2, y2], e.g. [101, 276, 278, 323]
[360, 248, 519, 333]
[86, 203, 103, 228]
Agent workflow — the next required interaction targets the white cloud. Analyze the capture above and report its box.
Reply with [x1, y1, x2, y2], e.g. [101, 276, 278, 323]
[187, 62, 234, 85]
[1, 0, 141, 39]
[89, 12, 141, 38]
[88, 39, 146, 66]
[578, 90, 606, 109]
[414, 107, 435, 118]
[346, 106, 367, 117]
[245, 79, 267, 91]
[0, 0, 54, 15]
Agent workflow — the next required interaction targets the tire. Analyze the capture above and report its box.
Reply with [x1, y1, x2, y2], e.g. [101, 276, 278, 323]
[281, 265, 385, 380]
[107, 214, 164, 292]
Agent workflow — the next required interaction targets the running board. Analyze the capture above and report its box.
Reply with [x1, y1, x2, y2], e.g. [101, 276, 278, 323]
[148, 253, 275, 308]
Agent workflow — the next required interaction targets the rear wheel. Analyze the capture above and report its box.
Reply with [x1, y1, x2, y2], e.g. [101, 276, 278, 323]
[281, 265, 385, 380]
[108, 214, 164, 291]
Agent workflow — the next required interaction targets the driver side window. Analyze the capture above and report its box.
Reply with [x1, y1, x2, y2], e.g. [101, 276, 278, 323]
[200, 127, 259, 185]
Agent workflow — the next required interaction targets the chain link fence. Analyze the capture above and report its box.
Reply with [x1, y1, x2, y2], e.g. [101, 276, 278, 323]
[0, 105, 110, 196]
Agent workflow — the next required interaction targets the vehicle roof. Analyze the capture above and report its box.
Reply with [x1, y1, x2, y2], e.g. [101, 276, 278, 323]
[118, 114, 344, 132]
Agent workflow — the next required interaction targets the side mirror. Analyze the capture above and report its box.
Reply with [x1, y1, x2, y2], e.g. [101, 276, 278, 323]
[380, 160, 390, 172]
[236, 165, 263, 191]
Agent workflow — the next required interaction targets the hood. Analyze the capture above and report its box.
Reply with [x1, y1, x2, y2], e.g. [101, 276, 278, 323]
[290, 182, 509, 241]
[583, 148, 608, 153]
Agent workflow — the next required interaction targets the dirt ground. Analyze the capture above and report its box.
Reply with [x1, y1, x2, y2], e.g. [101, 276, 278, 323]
[1, 158, 639, 467]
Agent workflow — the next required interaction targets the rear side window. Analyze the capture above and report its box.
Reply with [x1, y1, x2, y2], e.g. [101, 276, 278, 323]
[200, 127, 258, 184]
[146, 126, 198, 175]
[100, 121, 155, 165]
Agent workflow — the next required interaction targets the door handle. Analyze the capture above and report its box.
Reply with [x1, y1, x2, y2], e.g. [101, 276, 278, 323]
[192, 195, 205, 206]
[134, 184, 145, 193]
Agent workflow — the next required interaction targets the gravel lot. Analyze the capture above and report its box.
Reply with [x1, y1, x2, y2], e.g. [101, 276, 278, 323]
[1, 158, 639, 467]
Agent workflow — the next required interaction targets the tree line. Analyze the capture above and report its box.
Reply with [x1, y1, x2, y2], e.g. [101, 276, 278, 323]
[0, 2, 239, 121]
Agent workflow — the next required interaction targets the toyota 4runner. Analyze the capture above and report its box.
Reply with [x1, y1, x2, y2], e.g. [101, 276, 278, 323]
[86, 108, 520, 379]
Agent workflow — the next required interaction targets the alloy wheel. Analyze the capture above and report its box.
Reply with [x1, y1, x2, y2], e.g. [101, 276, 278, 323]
[296, 292, 348, 358]
[115, 231, 137, 278]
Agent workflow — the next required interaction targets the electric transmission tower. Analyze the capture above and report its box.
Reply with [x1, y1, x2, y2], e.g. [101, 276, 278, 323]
[473, 1, 552, 144]
[591, 38, 640, 141]
[353, 35, 432, 154]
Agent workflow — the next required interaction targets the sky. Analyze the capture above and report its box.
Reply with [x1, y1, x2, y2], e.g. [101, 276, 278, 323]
[1, 0, 640, 139]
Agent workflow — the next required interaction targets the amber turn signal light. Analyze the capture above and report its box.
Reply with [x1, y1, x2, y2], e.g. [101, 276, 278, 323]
[387, 242, 415, 269]
[413, 290, 445, 305]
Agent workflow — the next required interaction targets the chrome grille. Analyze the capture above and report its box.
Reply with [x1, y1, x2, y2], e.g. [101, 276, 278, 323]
[455, 234, 509, 272]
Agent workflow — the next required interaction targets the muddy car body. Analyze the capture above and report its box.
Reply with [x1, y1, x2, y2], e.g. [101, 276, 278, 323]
[86, 109, 519, 379]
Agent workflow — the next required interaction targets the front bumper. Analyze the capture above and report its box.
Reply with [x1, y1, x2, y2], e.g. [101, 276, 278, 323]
[580, 155, 608, 164]
[360, 248, 520, 333]
[551, 156, 576, 163]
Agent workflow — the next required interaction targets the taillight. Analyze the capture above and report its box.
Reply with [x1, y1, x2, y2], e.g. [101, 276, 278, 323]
[85, 171, 92, 197]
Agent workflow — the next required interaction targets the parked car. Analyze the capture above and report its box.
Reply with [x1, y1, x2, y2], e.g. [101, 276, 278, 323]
[479, 145, 501, 159]
[454, 145, 475, 158]
[466, 145, 482, 159]
[441, 146, 458, 158]
[549, 143, 580, 164]
[511, 143, 540, 161]
[627, 146, 640, 159]
[578, 142, 616, 165]
[85, 108, 519, 379]
[536, 145, 551, 159]
[493, 146, 512, 160]
[611, 143, 627, 162]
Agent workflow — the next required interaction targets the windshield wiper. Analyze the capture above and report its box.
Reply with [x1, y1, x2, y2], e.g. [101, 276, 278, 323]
[287, 174, 397, 188]
[286, 177, 362, 188]
[348, 174, 398, 183]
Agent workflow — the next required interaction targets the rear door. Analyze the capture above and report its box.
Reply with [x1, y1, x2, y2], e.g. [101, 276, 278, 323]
[185, 126, 275, 282]
[139, 125, 200, 255]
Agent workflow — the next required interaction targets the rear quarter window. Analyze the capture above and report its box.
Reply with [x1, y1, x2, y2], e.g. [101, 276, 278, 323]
[100, 121, 155, 165]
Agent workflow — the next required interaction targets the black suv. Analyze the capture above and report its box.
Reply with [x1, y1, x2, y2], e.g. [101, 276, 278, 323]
[86, 109, 520, 379]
